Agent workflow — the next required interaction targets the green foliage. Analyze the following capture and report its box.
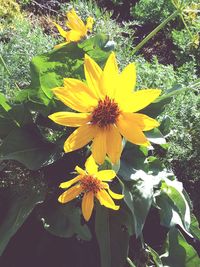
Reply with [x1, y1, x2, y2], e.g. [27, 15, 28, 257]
[131, 0, 175, 24]
[0, 1, 200, 266]
[0, 0, 22, 23]
[161, 227, 200, 266]
[0, 17, 57, 98]
[60, 0, 137, 68]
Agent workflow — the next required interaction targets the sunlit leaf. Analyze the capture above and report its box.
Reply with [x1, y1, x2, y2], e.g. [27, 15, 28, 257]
[161, 227, 200, 266]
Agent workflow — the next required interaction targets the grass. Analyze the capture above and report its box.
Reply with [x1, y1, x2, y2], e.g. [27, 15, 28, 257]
[0, 15, 56, 98]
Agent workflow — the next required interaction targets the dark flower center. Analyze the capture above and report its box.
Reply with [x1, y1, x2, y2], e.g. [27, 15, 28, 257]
[91, 96, 120, 128]
[80, 175, 103, 194]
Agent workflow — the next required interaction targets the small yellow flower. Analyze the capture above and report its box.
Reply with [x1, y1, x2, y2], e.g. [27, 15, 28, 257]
[49, 52, 161, 164]
[58, 156, 124, 221]
[53, 9, 94, 48]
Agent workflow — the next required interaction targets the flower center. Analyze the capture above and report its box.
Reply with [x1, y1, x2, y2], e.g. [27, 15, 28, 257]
[80, 175, 103, 194]
[91, 96, 120, 128]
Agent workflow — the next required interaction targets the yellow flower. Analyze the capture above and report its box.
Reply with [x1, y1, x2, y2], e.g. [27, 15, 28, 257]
[49, 52, 161, 164]
[58, 156, 124, 221]
[53, 9, 94, 48]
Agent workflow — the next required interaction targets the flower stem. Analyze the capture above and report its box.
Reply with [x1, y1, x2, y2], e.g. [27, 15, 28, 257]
[132, 10, 179, 55]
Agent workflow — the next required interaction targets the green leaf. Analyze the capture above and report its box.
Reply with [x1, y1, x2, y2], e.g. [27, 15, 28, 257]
[79, 34, 110, 64]
[0, 125, 62, 170]
[190, 214, 200, 240]
[95, 205, 111, 267]
[39, 201, 91, 241]
[145, 128, 166, 145]
[15, 34, 110, 114]
[119, 143, 148, 179]
[159, 115, 171, 136]
[123, 173, 153, 237]
[95, 202, 133, 267]
[109, 204, 132, 267]
[158, 179, 191, 231]
[161, 227, 200, 267]
[0, 104, 32, 138]
[0, 93, 11, 111]
[0, 172, 46, 256]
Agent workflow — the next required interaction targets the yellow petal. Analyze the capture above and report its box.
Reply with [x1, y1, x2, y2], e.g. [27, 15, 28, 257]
[105, 185, 124, 200]
[96, 189, 119, 210]
[114, 63, 136, 100]
[82, 192, 94, 221]
[118, 89, 162, 113]
[117, 113, 150, 146]
[65, 30, 83, 42]
[64, 124, 97, 153]
[75, 166, 86, 175]
[106, 125, 122, 164]
[53, 22, 67, 38]
[85, 155, 98, 174]
[121, 112, 160, 131]
[53, 78, 98, 112]
[95, 170, 116, 181]
[66, 9, 86, 33]
[92, 129, 107, 164]
[48, 112, 91, 127]
[59, 175, 82, 189]
[58, 184, 82, 203]
[86, 17, 94, 31]
[100, 52, 119, 97]
[84, 54, 103, 99]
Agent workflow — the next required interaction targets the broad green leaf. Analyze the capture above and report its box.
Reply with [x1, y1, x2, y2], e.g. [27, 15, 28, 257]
[159, 115, 171, 136]
[95, 202, 133, 267]
[161, 227, 200, 267]
[123, 174, 153, 237]
[146, 156, 164, 174]
[0, 104, 32, 138]
[190, 214, 200, 240]
[0, 93, 11, 111]
[95, 204, 111, 267]
[161, 179, 190, 231]
[145, 128, 166, 145]
[15, 34, 110, 114]
[79, 34, 110, 65]
[0, 172, 46, 256]
[40, 200, 91, 241]
[158, 179, 191, 230]
[119, 143, 148, 179]
[0, 116, 16, 138]
[109, 204, 133, 267]
[0, 125, 62, 170]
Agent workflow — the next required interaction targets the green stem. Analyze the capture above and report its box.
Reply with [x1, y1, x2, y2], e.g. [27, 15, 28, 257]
[0, 54, 11, 76]
[132, 10, 179, 55]
[127, 257, 136, 267]
[170, 0, 193, 39]
[0, 54, 20, 90]
[179, 13, 193, 39]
